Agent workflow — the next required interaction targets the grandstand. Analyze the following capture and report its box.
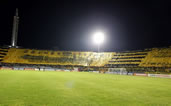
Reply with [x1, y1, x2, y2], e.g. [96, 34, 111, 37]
[0, 47, 9, 62]
[106, 50, 149, 67]
[0, 47, 171, 73]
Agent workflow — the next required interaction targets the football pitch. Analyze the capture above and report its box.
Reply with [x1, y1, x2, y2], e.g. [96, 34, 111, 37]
[0, 70, 171, 106]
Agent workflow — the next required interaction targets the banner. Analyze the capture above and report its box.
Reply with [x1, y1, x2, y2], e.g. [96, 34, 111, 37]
[24, 68, 35, 70]
[148, 74, 171, 78]
[0, 67, 12, 70]
[134, 73, 147, 76]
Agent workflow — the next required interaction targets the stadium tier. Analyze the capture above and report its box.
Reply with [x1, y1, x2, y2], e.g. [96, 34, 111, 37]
[139, 48, 171, 67]
[106, 50, 149, 67]
[0, 47, 171, 69]
[0, 48, 9, 62]
[0, 48, 114, 67]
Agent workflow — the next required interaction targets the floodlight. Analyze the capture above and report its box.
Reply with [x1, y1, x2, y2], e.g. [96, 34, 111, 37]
[92, 31, 105, 52]
[93, 32, 104, 45]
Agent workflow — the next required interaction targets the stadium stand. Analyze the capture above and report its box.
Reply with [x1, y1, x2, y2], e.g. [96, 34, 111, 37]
[0, 47, 171, 72]
[139, 48, 171, 67]
[105, 50, 150, 67]
[1, 48, 113, 67]
[0, 47, 9, 62]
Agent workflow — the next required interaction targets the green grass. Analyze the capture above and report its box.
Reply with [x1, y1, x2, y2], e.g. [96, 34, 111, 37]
[0, 70, 171, 106]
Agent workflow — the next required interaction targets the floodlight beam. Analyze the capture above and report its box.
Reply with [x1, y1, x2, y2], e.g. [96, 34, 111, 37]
[92, 31, 105, 52]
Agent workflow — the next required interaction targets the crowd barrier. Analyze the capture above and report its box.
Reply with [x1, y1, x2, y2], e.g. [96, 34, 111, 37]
[128, 73, 133, 75]
[89, 71, 99, 73]
[105, 72, 171, 78]
[148, 74, 171, 78]
[0, 67, 13, 70]
[1, 67, 171, 78]
[24, 68, 35, 70]
[133, 73, 148, 77]
[105, 71, 128, 75]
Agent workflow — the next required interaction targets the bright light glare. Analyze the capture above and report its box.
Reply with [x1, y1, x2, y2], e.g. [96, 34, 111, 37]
[93, 32, 104, 45]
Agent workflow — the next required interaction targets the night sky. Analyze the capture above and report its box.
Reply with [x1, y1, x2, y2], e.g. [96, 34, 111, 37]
[0, 0, 170, 52]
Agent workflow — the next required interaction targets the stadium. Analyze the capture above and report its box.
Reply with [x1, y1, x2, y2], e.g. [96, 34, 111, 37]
[0, 1, 171, 106]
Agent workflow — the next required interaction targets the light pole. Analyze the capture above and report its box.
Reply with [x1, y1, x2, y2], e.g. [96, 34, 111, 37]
[93, 32, 104, 52]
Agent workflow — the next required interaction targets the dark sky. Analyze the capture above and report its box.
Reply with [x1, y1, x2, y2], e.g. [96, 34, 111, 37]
[0, 0, 170, 52]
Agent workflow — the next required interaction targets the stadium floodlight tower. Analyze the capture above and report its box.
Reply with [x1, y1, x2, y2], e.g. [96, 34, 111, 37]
[92, 31, 104, 52]
[11, 8, 19, 48]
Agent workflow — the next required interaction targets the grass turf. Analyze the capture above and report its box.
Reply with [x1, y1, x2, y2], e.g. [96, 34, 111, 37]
[0, 70, 171, 106]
